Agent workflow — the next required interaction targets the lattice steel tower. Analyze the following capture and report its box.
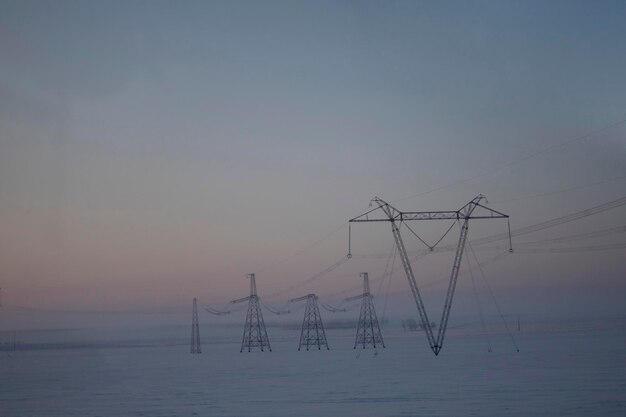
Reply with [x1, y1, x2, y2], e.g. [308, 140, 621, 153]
[350, 273, 385, 349]
[349, 195, 510, 355]
[231, 273, 271, 352]
[190, 297, 202, 354]
[290, 294, 329, 351]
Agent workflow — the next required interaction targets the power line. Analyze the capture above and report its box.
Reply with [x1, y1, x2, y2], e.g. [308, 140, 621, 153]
[379, 244, 397, 328]
[491, 174, 626, 205]
[466, 249, 492, 352]
[263, 256, 350, 300]
[513, 225, 626, 247]
[393, 115, 626, 204]
[256, 222, 347, 274]
[468, 243, 519, 352]
[213, 200, 626, 311]
[249, 117, 626, 295]
[514, 242, 626, 254]
[471, 196, 626, 247]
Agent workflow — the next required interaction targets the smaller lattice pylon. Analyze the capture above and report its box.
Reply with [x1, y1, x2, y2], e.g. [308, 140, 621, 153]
[232, 274, 272, 352]
[347, 272, 385, 349]
[290, 294, 329, 351]
[191, 298, 202, 354]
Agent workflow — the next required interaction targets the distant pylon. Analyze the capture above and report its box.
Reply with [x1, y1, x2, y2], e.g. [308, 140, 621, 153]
[191, 298, 202, 354]
[354, 273, 385, 349]
[237, 274, 271, 352]
[290, 294, 329, 351]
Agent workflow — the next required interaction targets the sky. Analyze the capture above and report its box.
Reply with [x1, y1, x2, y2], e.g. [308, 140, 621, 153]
[1, 0, 625, 327]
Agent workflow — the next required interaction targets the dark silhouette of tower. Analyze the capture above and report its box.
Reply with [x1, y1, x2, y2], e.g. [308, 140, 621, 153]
[234, 273, 271, 352]
[290, 294, 329, 351]
[353, 272, 385, 349]
[191, 298, 201, 354]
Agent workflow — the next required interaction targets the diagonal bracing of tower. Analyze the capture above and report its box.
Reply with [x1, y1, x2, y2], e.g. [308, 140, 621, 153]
[191, 298, 202, 354]
[347, 273, 385, 349]
[231, 273, 272, 352]
[290, 294, 329, 351]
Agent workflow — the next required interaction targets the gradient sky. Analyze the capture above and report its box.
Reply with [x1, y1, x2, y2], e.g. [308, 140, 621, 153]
[1, 1, 625, 324]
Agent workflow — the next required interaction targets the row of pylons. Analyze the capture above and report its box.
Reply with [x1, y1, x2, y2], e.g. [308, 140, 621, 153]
[191, 272, 385, 353]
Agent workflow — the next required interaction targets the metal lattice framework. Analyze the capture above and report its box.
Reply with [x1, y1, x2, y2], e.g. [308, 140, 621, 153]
[190, 298, 202, 354]
[346, 272, 385, 349]
[232, 274, 272, 352]
[290, 294, 329, 351]
[349, 195, 510, 356]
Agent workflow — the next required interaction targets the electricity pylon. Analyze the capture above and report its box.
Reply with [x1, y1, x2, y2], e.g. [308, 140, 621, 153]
[191, 298, 201, 354]
[290, 294, 329, 351]
[349, 195, 511, 356]
[231, 274, 271, 352]
[345, 273, 385, 349]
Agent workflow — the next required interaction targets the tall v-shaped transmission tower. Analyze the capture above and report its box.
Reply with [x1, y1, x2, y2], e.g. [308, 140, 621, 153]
[231, 274, 271, 352]
[346, 273, 385, 349]
[191, 298, 201, 354]
[349, 195, 510, 355]
[290, 294, 329, 351]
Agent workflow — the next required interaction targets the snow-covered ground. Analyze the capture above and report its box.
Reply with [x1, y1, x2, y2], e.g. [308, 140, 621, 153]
[1, 318, 625, 417]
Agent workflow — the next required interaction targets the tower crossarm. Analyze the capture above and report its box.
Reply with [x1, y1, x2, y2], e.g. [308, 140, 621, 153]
[231, 295, 252, 304]
[232, 273, 261, 304]
[344, 294, 364, 302]
[349, 196, 508, 223]
[289, 294, 317, 303]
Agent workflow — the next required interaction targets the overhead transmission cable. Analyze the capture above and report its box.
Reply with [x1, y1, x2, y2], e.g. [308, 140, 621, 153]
[468, 242, 519, 352]
[470, 196, 626, 247]
[512, 225, 626, 247]
[379, 249, 511, 298]
[379, 243, 398, 327]
[263, 302, 291, 315]
[491, 173, 626, 205]
[204, 306, 231, 316]
[392, 115, 626, 204]
[320, 302, 347, 313]
[375, 241, 398, 298]
[210, 197, 624, 316]
[465, 250, 492, 352]
[263, 255, 350, 300]
[514, 242, 626, 254]
[256, 222, 347, 274]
